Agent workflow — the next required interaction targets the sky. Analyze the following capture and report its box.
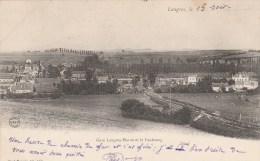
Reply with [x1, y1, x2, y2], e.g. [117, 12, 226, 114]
[0, 0, 259, 52]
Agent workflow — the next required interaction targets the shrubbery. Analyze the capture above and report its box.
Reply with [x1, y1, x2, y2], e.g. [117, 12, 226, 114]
[1, 90, 61, 99]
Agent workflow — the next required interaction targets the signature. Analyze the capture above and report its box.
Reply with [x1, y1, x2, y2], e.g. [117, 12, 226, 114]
[102, 152, 142, 161]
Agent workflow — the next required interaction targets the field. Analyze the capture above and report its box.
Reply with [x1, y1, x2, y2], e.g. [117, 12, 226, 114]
[159, 93, 260, 123]
[0, 52, 87, 66]
[0, 94, 202, 135]
[0, 50, 255, 66]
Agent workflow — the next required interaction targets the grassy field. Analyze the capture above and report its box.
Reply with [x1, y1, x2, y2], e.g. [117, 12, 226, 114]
[159, 93, 260, 123]
[0, 94, 201, 134]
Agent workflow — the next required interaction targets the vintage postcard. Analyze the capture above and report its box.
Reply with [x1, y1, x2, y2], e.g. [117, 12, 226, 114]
[0, 0, 259, 161]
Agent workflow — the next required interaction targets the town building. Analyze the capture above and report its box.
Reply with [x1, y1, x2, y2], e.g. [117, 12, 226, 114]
[23, 59, 44, 77]
[97, 76, 109, 84]
[232, 72, 249, 82]
[118, 83, 134, 93]
[232, 72, 258, 90]
[187, 75, 197, 84]
[71, 71, 86, 81]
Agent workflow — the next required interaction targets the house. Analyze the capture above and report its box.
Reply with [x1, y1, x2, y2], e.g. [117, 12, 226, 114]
[212, 83, 229, 92]
[71, 71, 86, 81]
[171, 77, 187, 85]
[10, 82, 34, 94]
[232, 72, 258, 90]
[60, 70, 67, 79]
[97, 76, 109, 84]
[232, 72, 249, 82]
[118, 83, 134, 93]
[155, 77, 167, 86]
[0, 73, 15, 94]
[188, 75, 197, 84]
[234, 79, 258, 90]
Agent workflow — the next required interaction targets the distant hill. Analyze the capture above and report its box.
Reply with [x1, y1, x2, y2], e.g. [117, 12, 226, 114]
[0, 50, 259, 65]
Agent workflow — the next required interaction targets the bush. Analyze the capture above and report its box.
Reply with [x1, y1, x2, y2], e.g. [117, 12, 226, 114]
[3, 91, 62, 99]
[172, 107, 191, 124]
[120, 99, 191, 125]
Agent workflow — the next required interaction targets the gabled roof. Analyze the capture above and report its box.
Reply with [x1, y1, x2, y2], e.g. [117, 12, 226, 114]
[34, 83, 57, 93]
[0, 73, 15, 79]
[188, 75, 197, 77]
[97, 76, 109, 81]
[0, 81, 14, 85]
[0, 86, 10, 90]
[72, 71, 85, 74]
[35, 78, 61, 84]
[232, 72, 255, 78]
[11, 82, 34, 91]
[21, 75, 34, 82]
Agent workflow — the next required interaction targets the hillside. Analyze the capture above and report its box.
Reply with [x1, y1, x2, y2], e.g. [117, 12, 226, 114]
[0, 50, 259, 66]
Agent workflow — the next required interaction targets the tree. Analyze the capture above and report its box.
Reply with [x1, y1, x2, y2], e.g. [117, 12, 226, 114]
[85, 68, 95, 82]
[47, 64, 60, 78]
[150, 58, 154, 64]
[197, 76, 212, 93]
[131, 77, 139, 87]
[64, 68, 72, 79]
[158, 57, 163, 64]
[228, 79, 235, 86]
[147, 73, 156, 86]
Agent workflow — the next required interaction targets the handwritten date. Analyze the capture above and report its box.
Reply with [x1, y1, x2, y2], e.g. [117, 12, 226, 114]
[168, 3, 231, 13]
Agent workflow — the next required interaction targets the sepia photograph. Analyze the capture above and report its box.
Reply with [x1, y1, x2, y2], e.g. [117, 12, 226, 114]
[0, 0, 259, 161]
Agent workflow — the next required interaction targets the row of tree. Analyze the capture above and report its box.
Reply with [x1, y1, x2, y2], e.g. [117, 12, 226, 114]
[105, 60, 259, 75]
[45, 48, 104, 55]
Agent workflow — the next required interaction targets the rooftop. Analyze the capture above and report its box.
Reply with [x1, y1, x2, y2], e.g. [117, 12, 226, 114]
[11, 82, 34, 91]
[72, 71, 85, 74]
[21, 75, 34, 82]
[34, 83, 57, 93]
[0, 73, 15, 79]
[35, 78, 61, 84]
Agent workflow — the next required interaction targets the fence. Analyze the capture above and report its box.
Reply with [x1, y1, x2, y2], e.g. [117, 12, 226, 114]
[238, 114, 260, 125]
[214, 110, 260, 125]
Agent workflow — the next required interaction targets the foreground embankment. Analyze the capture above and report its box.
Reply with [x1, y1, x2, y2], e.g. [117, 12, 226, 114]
[121, 92, 260, 139]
